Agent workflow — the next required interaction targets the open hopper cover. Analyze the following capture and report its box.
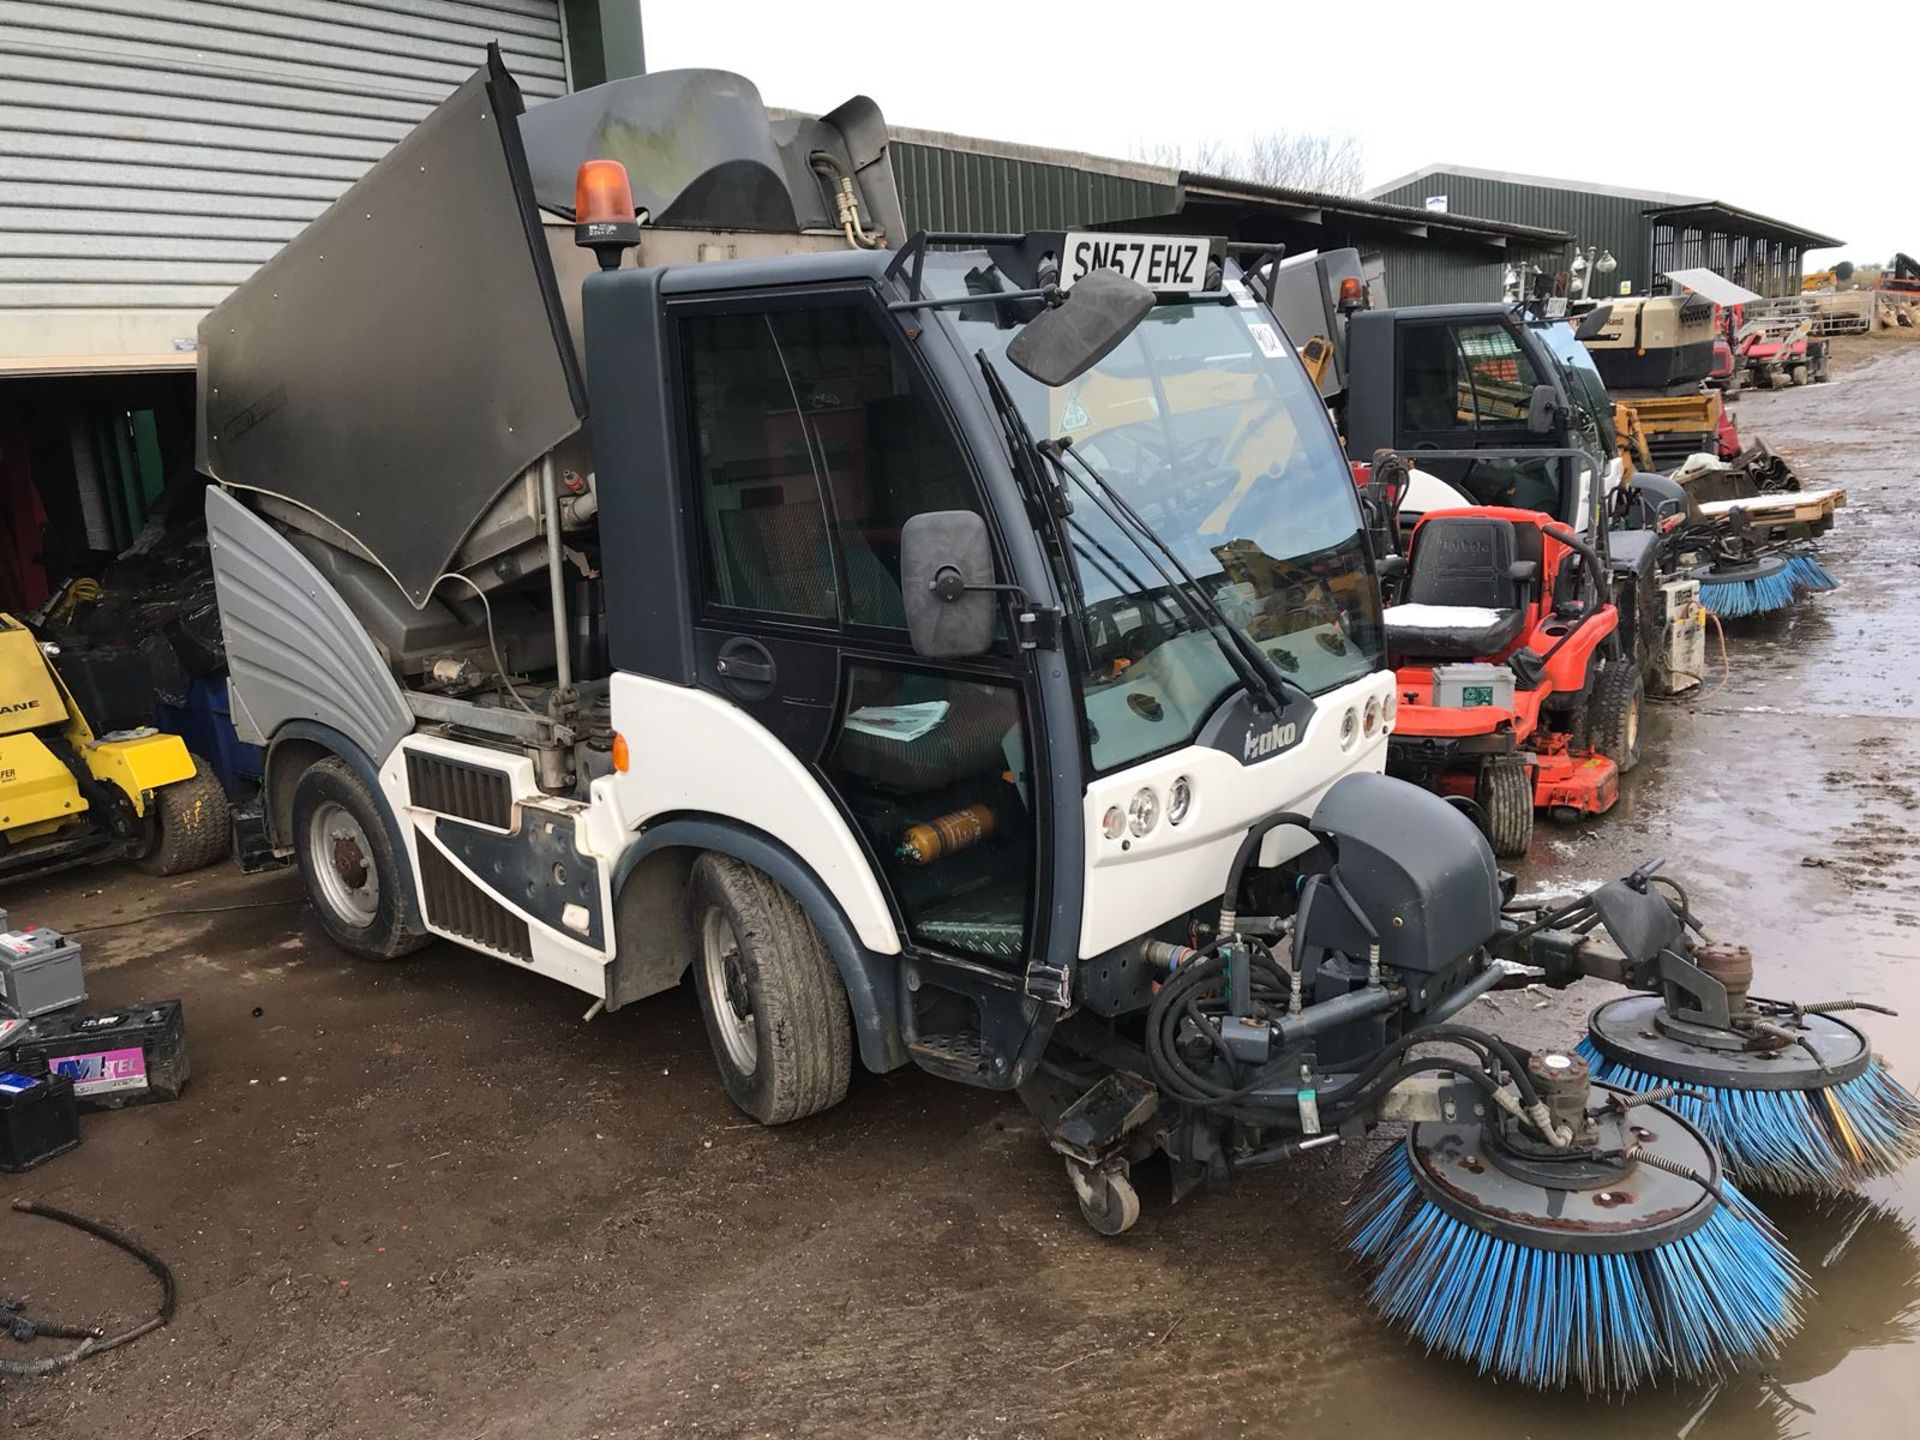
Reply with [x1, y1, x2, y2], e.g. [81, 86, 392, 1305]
[198, 52, 902, 608]
[197, 50, 585, 607]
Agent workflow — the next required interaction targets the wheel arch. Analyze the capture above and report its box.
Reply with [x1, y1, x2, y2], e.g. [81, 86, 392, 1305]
[612, 815, 908, 1074]
[265, 721, 425, 933]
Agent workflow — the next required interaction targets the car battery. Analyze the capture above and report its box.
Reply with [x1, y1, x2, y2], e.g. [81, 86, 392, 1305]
[1431, 662, 1515, 711]
[0, 1070, 80, 1171]
[2, 1000, 188, 1110]
[0, 924, 86, 1019]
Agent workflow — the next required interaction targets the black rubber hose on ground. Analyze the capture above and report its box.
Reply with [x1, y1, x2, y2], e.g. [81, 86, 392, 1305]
[0, 1201, 175, 1379]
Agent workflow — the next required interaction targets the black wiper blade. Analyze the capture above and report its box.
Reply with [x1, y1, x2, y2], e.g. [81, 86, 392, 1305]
[1038, 436, 1294, 718]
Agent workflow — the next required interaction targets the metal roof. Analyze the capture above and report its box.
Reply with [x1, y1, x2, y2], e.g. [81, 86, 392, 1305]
[1178, 171, 1572, 247]
[1641, 200, 1842, 251]
[1365, 162, 1705, 208]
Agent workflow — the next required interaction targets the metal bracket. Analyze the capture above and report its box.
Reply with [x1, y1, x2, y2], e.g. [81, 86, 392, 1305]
[1023, 957, 1072, 1010]
[1016, 606, 1064, 651]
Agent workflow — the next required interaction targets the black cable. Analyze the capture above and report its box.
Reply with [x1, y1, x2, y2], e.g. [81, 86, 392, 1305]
[0, 1201, 175, 1378]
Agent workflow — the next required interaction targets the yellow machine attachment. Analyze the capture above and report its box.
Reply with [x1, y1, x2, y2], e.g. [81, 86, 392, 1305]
[0, 614, 227, 878]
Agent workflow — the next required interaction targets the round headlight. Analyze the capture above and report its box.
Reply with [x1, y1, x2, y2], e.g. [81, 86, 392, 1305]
[1382, 690, 1398, 729]
[1127, 787, 1160, 837]
[1101, 805, 1127, 841]
[1339, 706, 1359, 750]
[1363, 696, 1381, 737]
[1167, 776, 1193, 826]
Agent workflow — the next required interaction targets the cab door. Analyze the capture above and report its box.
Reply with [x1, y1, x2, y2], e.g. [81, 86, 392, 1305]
[668, 287, 1049, 973]
[1393, 317, 1571, 520]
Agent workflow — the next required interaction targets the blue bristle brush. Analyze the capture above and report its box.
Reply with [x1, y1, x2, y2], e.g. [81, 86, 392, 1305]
[1346, 1121, 1806, 1392]
[1783, 551, 1838, 593]
[1698, 564, 1800, 618]
[1580, 995, 1920, 1195]
[1577, 1042, 1920, 1195]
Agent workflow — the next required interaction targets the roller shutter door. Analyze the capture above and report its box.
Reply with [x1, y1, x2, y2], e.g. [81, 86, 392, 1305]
[0, 0, 569, 371]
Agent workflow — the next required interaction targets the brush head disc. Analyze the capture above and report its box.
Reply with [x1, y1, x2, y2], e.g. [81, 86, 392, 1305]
[1586, 993, 1872, 1091]
[1402, 1090, 1720, 1253]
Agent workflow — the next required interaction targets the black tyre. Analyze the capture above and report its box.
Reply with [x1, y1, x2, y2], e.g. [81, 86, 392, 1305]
[136, 759, 230, 875]
[688, 853, 852, 1125]
[1476, 758, 1533, 858]
[291, 756, 428, 959]
[1586, 661, 1645, 775]
[1789, 363, 1810, 387]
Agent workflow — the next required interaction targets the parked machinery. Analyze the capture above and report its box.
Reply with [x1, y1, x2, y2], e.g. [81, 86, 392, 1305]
[0, 614, 226, 882]
[195, 55, 1914, 1396]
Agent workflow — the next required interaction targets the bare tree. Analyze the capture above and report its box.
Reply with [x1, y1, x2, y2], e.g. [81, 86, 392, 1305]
[1132, 130, 1367, 195]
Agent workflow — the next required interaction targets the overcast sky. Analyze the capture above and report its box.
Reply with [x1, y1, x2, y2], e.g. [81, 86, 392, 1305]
[643, 3, 1888, 267]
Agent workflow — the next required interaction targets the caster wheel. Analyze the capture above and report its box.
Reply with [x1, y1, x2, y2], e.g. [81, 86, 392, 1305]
[1067, 1160, 1140, 1236]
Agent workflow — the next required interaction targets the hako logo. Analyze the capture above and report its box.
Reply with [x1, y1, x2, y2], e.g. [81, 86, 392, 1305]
[1243, 718, 1299, 763]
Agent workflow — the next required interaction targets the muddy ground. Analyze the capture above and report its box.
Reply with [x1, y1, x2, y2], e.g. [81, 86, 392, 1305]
[4, 346, 1919, 1439]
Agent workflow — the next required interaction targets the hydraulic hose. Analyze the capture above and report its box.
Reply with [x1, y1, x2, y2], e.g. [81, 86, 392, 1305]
[1219, 812, 1316, 936]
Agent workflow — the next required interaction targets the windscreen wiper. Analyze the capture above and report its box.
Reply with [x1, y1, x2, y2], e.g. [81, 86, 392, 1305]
[1037, 437, 1298, 718]
[975, 355, 1094, 661]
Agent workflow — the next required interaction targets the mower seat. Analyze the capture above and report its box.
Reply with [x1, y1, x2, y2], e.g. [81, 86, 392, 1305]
[1385, 515, 1539, 660]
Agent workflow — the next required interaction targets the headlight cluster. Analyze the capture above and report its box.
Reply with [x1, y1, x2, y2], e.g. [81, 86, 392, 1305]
[1339, 706, 1359, 750]
[1103, 778, 1195, 842]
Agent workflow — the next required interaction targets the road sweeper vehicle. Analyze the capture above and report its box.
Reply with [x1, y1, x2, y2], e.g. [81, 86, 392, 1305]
[198, 53, 1917, 1394]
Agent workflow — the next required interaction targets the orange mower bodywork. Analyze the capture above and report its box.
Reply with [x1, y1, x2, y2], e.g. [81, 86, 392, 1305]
[1384, 506, 1625, 854]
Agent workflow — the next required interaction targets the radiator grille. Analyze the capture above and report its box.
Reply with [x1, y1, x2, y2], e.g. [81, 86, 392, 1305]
[417, 842, 532, 960]
[406, 751, 514, 830]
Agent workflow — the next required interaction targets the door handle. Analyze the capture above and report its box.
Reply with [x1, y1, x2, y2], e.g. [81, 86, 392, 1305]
[715, 637, 777, 697]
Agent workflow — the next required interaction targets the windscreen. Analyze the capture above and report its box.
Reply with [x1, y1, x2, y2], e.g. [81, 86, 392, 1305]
[930, 259, 1382, 774]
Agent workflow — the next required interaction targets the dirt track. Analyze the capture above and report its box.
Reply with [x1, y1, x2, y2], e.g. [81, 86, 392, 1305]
[4, 346, 1919, 1439]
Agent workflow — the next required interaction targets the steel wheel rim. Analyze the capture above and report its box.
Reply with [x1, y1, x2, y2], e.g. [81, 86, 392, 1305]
[701, 908, 757, 1073]
[308, 801, 380, 928]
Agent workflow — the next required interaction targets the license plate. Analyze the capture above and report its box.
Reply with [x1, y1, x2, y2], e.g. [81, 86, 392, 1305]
[1061, 232, 1209, 292]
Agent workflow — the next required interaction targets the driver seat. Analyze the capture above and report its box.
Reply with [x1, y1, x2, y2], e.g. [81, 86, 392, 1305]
[1384, 516, 1540, 660]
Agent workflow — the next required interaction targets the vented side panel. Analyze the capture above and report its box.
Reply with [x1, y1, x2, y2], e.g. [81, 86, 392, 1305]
[406, 751, 513, 830]
[418, 840, 532, 960]
[205, 485, 413, 764]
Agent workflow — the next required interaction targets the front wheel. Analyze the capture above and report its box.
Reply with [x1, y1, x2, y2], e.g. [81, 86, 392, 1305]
[1476, 757, 1534, 857]
[1586, 662, 1645, 775]
[136, 760, 230, 875]
[688, 853, 851, 1125]
[1067, 1159, 1140, 1236]
[292, 757, 428, 959]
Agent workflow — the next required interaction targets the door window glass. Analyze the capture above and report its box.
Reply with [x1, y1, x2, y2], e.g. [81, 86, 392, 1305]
[1456, 324, 1542, 428]
[824, 665, 1033, 962]
[680, 304, 982, 630]
[1400, 323, 1543, 433]
[764, 309, 980, 630]
[683, 311, 838, 621]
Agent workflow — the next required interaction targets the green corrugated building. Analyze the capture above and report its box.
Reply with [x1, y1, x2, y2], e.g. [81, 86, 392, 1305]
[885, 128, 1571, 308]
[1366, 165, 1840, 299]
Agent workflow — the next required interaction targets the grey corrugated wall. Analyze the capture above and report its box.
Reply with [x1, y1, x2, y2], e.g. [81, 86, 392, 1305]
[891, 141, 1178, 234]
[1373, 173, 1639, 294]
[0, 0, 567, 315]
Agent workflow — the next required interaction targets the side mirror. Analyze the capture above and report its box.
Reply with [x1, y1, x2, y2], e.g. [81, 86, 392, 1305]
[901, 511, 997, 659]
[1526, 384, 1560, 435]
[1006, 267, 1155, 387]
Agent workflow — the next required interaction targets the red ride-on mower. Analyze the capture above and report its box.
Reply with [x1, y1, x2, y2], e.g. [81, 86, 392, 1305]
[1382, 506, 1642, 856]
